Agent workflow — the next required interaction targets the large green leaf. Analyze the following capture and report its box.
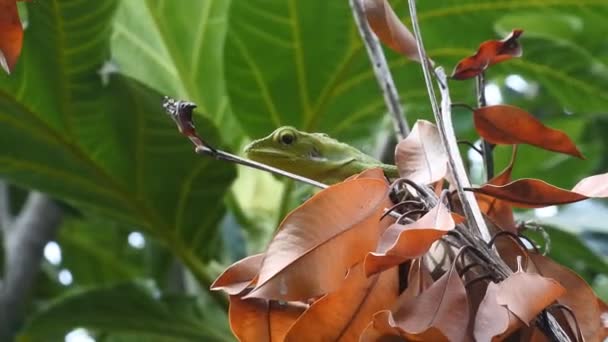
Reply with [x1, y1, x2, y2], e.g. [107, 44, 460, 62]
[225, 0, 608, 142]
[0, 0, 235, 277]
[18, 281, 233, 342]
[56, 219, 145, 286]
[111, 0, 243, 145]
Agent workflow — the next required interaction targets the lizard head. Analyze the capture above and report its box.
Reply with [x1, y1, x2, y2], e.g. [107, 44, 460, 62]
[244, 126, 328, 167]
[244, 126, 385, 183]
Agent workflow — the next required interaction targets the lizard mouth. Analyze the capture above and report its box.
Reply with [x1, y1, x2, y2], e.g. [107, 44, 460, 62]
[243, 144, 291, 159]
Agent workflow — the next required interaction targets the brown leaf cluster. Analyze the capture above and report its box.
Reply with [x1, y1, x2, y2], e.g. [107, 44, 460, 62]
[211, 165, 607, 341]
[214, 14, 608, 342]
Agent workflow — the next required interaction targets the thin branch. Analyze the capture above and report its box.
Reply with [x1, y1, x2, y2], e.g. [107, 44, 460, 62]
[349, 0, 410, 140]
[0, 192, 63, 341]
[0, 181, 11, 230]
[406, 0, 492, 242]
[195, 145, 328, 189]
[476, 72, 495, 179]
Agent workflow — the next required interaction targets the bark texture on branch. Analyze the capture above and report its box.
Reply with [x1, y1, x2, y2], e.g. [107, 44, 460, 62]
[0, 190, 63, 341]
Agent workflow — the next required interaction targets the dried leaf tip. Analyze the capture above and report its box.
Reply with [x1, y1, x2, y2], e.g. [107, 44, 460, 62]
[162, 96, 197, 137]
[162, 96, 216, 153]
[363, 0, 420, 62]
[451, 29, 524, 80]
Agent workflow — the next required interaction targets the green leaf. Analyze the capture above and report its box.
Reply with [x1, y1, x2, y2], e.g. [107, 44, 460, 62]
[225, 0, 393, 141]
[111, 0, 243, 145]
[18, 281, 233, 342]
[0, 1, 235, 276]
[225, 0, 608, 142]
[56, 219, 145, 286]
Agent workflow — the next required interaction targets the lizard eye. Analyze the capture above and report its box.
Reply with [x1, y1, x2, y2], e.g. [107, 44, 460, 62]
[278, 130, 296, 145]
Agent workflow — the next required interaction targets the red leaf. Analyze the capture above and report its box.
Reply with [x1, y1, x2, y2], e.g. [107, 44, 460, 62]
[474, 282, 524, 341]
[470, 171, 608, 209]
[364, 202, 455, 276]
[451, 29, 523, 80]
[284, 264, 398, 341]
[229, 296, 305, 342]
[245, 178, 390, 301]
[363, 0, 419, 62]
[395, 120, 448, 184]
[469, 178, 588, 208]
[496, 271, 566, 324]
[211, 253, 264, 295]
[474, 105, 584, 159]
[0, 0, 23, 74]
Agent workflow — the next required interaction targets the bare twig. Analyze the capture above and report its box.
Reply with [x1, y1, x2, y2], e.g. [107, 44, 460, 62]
[349, 0, 410, 139]
[194, 145, 328, 189]
[476, 72, 495, 179]
[406, 0, 492, 242]
[407, 2, 573, 340]
[0, 192, 63, 341]
[0, 181, 11, 229]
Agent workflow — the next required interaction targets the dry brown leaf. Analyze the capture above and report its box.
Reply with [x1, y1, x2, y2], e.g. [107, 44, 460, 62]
[359, 310, 405, 341]
[529, 254, 604, 342]
[474, 105, 584, 159]
[284, 264, 398, 341]
[352, 167, 389, 182]
[392, 267, 469, 341]
[396, 267, 469, 341]
[211, 253, 264, 295]
[572, 172, 608, 197]
[364, 202, 455, 276]
[246, 178, 389, 301]
[468, 178, 589, 208]
[229, 295, 306, 342]
[496, 271, 565, 325]
[451, 29, 523, 80]
[0, 0, 23, 74]
[395, 120, 448, 185]
[474, 282, 525, 341]
[520, 327, 550, 342]
[363, 0, 419, 62]
[470, 171, 608, 209]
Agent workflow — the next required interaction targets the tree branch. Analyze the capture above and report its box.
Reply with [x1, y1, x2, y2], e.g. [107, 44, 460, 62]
[349, 0, 410, 140]
[406, 0, 492, 242]
[406, 2, 572, 340]
[0, 181, 12, 230]
[476, 72, 495, 180]
[0, 192, 63, 341]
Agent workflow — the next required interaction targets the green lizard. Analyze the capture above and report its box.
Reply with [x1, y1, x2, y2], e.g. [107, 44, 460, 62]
[244, 126, 399, 184]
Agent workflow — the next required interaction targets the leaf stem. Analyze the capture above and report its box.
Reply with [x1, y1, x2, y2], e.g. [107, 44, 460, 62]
[349, 0, 410, 140]
[476, 72, 495, 180]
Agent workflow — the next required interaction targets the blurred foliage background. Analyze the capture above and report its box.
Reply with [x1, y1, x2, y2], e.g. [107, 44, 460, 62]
[0, 0, 607, 341]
